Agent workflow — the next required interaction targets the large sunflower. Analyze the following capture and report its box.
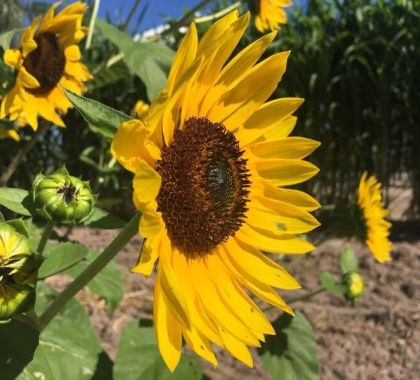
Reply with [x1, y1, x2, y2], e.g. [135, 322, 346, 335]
[255, 0, 292, 33]
[0, 1, 91, 131]
[112, 11, 320, 370]
[357, 172, 392, 262]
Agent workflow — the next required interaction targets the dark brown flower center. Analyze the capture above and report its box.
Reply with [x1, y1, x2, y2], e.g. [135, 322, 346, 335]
[23, 32, 65, 95]
[57, 184, 78, 204]
[156, 117, 250, 257]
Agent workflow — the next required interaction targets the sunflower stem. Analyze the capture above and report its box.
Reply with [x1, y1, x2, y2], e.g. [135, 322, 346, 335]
[0, 122, 49, 186]
[287, 286, 325, 304]
[37, 221, 54, 255]
[85, 0, 100, 49]
[194, 2, 241, 23]
[39, 212, 141, 330]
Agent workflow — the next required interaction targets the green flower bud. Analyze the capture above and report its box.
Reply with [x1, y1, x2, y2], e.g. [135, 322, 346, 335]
[344, 272, 364, 301]
[33, 167, 96, 224]
[0, 222, 41, 320]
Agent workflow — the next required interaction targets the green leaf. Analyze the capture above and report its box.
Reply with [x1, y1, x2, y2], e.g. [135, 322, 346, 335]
[39, 242, 89, 279]
[0, 319, 39, 380]
[319, 271, 346, 295]
[340, 246, 359, 274]
[0, 28, 21, 50]
[114, 320, 203, 380]
[259, 312, 319, 380]
[83, 207, 126, 229]
[96, 19, 174, 100]
[20, 284, 102, 380]
[66, 250, 123, 311]
[65, 89, 131, 139]
[0, 188, 33, 216]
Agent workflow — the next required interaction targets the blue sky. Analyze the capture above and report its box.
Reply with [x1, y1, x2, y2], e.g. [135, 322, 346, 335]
[25, 1, 306, 31]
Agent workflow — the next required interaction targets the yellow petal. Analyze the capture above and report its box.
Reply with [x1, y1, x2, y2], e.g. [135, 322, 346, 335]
[218, 328, 253, 368]
[64, 45, 81, 61]
[3, 49, 22, 68]
[131, 237, 159, 276]
[111, 119, 161, 172]
[18, 66, 40, 89]
[237, 224, 315, 254]
[223, 238, 300, 289]
[182, 326, 218, 367]
[132, 160, 162, 205]
[154, 282, 182, 372]
[167, 23, 198, 94]
[252, 158, 319, 186]
[249, 137, 320, 160]
[138, 201, 163, 238]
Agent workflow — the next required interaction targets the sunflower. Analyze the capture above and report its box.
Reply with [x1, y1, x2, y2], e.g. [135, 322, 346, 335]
[255, 0, 292, 33]
[0, 124, 20, 141]
[0, 1, 91, 131]
[131, 99, 150, 120]
[357, 172, 392, 263]
[112, 11, 320, 370]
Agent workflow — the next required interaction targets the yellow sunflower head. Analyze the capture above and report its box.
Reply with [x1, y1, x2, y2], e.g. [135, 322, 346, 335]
[112, 11, 320, 371]
[357, 172, 392, 263]
[254, 0, 292, 33]
[0, 1, 92, 131]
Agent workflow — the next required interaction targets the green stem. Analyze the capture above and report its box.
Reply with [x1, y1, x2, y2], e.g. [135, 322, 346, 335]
[287, 286, 325, 304]
[0, 122, 49, 186]
[37, 221, 54, 255]
[39, 212, 140, 330]
[194, 2, 241, 23]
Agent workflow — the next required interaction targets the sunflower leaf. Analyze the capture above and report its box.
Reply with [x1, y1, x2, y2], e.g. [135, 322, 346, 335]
[0, 28, 21, 50]
[340, 246, 359, 274]
[0, 188, 33, 216]
[65, 89, 131, 139]
[319, 271, 346, 295]
[95, 19, 174, 100]
[259, 311, 319, 380]
[0, 319, 39, 379]
[114, 320, 203, 380]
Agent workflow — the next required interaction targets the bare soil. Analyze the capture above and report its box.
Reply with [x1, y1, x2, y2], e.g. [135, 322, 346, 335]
[48, 220, 420, 380]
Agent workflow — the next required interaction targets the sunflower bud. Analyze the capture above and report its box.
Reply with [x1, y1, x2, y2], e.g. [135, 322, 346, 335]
[0, 222, 41, 320]
[344, 272, 364, 301]
[33, 168, 96, 224]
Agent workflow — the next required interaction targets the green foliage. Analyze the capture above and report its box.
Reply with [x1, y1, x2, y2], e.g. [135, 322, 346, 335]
[0, 188, 33, 216]
[0, 28, 21, 49]
[95, 19, 174, 100]
[20, 284, 102, 380]
[65, 90, 132, 139]
[65, 250, 124, 311]
[340, 246, 359, 274]
[83, 207, 126, 229]
[259, 311, 319, 380]
[319, 271, 346, 295]
[264, 0, 420, 212]
[39, 242, 89, 279]
[0, 319, 39, 380]
[114, 320, 203, 380]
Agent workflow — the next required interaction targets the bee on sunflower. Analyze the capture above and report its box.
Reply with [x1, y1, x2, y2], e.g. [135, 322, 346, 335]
[254, 0, 292, 33]
[357, 172, 392, 262]
[0, 1, 91, 131]
[112, 11, 320, 370]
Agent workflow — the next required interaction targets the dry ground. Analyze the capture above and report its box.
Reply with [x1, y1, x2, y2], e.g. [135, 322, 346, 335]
[46, 220, 420, 380]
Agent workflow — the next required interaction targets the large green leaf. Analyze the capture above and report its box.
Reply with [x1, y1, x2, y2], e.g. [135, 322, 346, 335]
[19, 284, 102, 380]
[66, 250, 123, 311]
[96, 19, 174, 100]
[259, 312, 319, 380]
[114, 320, 203, 380]
[65, 89, 131, 139]
[0, 319, 39, 380]
[38, 242, 89, 279]
[0, 188, 33, 216]
[83, 207, 126, 229]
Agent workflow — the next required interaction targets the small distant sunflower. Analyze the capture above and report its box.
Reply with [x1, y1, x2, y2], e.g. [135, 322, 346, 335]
[357, 172, 392, 262]
[255, 0, 292, 33]
[131, 100, 150, 120]
[0, 1, 91, 131]
[112, 12, 320, 370]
